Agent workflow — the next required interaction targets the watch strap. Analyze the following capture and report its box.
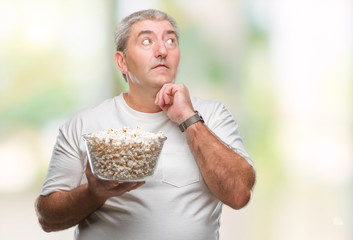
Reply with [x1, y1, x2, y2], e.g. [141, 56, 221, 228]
[179, 111, 204, 132]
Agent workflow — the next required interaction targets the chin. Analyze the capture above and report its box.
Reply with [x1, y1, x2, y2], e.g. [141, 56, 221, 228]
[155, 77, 175, 86]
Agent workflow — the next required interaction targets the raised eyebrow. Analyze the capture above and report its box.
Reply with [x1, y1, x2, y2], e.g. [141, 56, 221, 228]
[165, 30, 177, 37]
[137, 30, 153, 38]
[136, 30, 177, 39]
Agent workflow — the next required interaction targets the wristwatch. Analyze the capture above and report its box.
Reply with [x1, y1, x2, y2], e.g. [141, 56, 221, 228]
[179, 111, 204, 132]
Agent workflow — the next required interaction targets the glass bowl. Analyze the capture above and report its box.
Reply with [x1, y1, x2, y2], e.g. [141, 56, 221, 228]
[82, 128, 167, 182]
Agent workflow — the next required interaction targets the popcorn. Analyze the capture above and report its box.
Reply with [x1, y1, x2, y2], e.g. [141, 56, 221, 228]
[83, 127, 166, 181]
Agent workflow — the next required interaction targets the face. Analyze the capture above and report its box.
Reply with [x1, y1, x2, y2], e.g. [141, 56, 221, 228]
[116, 20, 180, 89]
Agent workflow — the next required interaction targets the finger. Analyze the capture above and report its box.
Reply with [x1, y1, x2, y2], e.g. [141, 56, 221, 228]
[105, 181, 121, 188]
[113, 182, 136, 192]
[130, 181, 145, 190]
[163, 87, 173, 105]
[114, 181, 144, 194]
[162, 84, 175, 105]
[86, 160, 91, 170]
[126, 182, 145, 192]
[85, 161, 94, 179]
[155, 84, 169, 107]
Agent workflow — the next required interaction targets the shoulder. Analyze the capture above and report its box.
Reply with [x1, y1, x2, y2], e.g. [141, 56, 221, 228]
[60, 96, 118, 133]
[191, 96, 236, 130]
[191, 96, 229, 117]
[191, 96, 224, 112]
[77, 97, 117, 117]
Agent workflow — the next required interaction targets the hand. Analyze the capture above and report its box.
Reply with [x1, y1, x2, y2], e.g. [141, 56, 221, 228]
[85, 163, 145, 202]
[155, 83, 195, 124]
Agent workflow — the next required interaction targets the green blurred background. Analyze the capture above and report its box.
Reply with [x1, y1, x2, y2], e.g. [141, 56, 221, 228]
[1, 0, 352, 239]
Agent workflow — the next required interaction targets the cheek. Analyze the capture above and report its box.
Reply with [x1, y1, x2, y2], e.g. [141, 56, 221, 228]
[126, 56, 141, 71]
[126, 48, 147, 67]
[171, 52, 181, 66]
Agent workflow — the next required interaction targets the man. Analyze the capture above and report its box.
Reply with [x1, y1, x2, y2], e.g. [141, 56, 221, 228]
[35, 9, 255, 240]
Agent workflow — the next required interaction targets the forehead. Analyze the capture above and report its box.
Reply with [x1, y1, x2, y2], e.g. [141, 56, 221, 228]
[130, 19, 176, 36]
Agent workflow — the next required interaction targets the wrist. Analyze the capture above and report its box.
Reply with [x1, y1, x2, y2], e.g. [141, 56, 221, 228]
[84, 184, 107, 205]
[179, 111, 204, 132]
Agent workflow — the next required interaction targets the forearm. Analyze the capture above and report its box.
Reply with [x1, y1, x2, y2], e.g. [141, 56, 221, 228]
[35, 184, 105, 232]
[154, 83, 255, 208]
[185, 121, 255, 209]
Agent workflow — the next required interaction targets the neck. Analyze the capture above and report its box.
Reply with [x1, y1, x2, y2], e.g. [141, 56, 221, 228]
[123, 89, 162, 113]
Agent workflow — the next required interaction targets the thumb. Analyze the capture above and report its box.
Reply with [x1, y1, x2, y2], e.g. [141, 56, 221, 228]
[85, 160, 94, 178]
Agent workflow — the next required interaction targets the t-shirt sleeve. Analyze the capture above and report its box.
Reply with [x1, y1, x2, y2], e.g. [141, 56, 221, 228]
[205, 102, 254, 167]
[40, 116, 86, 196]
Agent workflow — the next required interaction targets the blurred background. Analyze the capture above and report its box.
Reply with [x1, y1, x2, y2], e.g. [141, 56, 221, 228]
[1, 0, 352, 239]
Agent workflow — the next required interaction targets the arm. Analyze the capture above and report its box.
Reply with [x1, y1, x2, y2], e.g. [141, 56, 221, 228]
[155, 83, 255, 209]
[184, 121, 255, 209]
[35, 164, 144, 232]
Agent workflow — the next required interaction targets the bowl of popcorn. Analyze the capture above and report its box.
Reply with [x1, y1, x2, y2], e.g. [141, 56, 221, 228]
[82, 127, 167, 182]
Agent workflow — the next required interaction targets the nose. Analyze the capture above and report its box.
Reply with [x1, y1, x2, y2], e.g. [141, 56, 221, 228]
[154, 41, 167, 58]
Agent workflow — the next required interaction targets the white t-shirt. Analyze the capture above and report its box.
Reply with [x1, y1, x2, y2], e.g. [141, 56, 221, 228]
[40, 93, 253, 240]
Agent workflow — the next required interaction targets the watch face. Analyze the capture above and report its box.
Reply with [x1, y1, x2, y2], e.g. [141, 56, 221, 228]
[196, 111, 204, 122]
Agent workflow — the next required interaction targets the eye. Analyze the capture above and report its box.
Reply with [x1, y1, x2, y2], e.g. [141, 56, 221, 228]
[166, 38, 174, 45]
[142, 39, 151, 45]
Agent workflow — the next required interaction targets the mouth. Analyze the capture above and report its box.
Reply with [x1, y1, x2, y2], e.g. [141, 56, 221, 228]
[152, 63, 169, 69]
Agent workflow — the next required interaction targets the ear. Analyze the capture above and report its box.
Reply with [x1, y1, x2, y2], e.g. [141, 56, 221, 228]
[114, 51, 128, 74]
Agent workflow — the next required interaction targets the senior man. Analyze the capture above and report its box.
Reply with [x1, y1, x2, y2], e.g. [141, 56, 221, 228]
[35, 9, 256, 240]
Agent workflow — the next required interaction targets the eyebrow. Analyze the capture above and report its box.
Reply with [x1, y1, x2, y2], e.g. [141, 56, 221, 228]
[137, 30, 153, 38]
[137, 30, 177, 38]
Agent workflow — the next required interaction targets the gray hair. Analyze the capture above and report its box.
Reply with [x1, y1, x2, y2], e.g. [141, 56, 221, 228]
[114, 9, 179, 81]
[115, 9, 179, 54]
